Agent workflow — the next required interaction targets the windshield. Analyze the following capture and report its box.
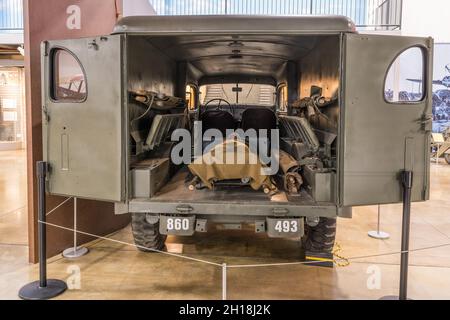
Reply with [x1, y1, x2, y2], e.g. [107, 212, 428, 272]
[200, 83, 276, 106]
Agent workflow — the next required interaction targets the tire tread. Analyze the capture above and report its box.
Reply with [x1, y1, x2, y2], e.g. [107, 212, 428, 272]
[303, 217, 337, 254]
[131, 213, 167, 252]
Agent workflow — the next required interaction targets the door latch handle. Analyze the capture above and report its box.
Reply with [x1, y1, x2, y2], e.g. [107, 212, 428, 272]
[88, 40, 99, 50]
[419, 114, 433, 131]
[418, 114, 432, 125]
[176, 205, 194, 213]
[419, 114, 432, 124]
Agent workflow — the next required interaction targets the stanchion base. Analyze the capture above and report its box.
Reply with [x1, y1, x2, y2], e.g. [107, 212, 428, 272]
[379, 295, 413, 300]
[62, 246, 89, 259]
[368, 230, 390, 240]
[19, 279, 67, 300]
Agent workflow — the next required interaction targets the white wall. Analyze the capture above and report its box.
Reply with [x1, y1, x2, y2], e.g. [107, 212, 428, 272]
[0, 33, 23, 45]
[402, 0, 450, 42]
[122, 0, 156, 16]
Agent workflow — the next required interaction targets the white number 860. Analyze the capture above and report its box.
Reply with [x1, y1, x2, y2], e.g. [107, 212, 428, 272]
[167, 218, 189, 231]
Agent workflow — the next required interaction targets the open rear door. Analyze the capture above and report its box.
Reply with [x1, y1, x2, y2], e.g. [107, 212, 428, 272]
[340, 34, 433, 206]
[42, 35, 126, 202]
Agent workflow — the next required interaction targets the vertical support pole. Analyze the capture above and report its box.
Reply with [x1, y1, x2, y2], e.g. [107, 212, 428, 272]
[222, 263, 227, 301]
[436, 145, 440, 164]
[377, 204, 381, 233]
[18, 161, 67, 300]
[380, 170, 414, 301]
[37, 161, 48, 288]
[368, 204, 390, 240]
[399, 170, 413, 300]
[286, 61, 298, 116]
[380, 170, 413, 300]
[73, 197, 77, 252]
[62, 197, 89, 259]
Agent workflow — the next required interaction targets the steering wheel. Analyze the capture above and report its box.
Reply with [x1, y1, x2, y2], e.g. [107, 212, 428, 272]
[204, 98, 231, 110]
[202, 98, 233, 118]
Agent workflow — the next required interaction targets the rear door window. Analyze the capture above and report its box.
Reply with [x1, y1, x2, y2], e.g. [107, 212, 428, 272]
[51, 49, 87, 102]
[384, 47, 425, 103]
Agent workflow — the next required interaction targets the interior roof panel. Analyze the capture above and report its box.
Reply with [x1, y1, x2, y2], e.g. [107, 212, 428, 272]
[142, 35, 336, 80]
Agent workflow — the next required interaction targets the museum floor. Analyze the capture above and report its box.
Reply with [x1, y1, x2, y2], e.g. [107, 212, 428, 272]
[1, 149, 450, 300]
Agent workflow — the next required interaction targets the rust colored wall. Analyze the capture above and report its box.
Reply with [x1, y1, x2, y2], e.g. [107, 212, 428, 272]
[24, 0, 129, 263]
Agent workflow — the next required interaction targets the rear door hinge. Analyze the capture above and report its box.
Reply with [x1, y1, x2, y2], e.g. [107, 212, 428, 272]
[427, 37, 434, 49]
[43, 41, 50, 57]
[42, 105, 50, 123]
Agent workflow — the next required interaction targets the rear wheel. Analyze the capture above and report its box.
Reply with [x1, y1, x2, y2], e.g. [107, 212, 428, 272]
[445, 154, 450, 165]
[302, 217, 336, 254]
[131, 213, 166, 252]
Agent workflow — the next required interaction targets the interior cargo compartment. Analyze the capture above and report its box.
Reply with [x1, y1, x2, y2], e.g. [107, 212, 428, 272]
[126, 33, 342, 208]
[150, 167, 318, 204]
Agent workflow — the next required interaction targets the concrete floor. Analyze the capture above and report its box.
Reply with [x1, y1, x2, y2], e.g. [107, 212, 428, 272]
[1, 149, 450, 300]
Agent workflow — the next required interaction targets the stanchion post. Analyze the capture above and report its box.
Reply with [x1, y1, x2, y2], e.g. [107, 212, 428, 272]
[222, 263, 227, 301]
[399, 170, 413, 300]
[38, 162, 47, 288]
[18, 161, 67, 300]
[368, 205, 390, 240]
[62, 197, 89, 258]
[380, 170, 413, 300]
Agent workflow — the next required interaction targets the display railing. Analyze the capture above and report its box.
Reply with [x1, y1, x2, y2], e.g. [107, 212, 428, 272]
[17, 161, 450, 300]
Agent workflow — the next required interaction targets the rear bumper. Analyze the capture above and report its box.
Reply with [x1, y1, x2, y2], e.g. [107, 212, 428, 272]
[122, 198, 351, 218]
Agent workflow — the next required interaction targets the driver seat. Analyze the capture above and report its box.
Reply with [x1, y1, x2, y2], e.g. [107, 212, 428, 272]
[200, 110, 236, 137]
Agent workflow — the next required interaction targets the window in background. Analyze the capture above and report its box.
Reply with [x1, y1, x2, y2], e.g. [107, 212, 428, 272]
[0, 67, 25, 147]
[199, 84, 276, 106]
[277, 84, 288, 112]
[186, 84, 197, 110]
[431, 43, 450, 133]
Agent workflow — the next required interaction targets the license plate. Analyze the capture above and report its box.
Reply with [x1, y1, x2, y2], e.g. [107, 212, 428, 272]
[159, 215, 196, 236]
[266, 217, 304, 238]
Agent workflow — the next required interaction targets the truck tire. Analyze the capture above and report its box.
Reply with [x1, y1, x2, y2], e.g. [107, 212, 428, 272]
[302, 217, 336, 254]
[445, 154, 450, 165]
[131, 213, 167, 252]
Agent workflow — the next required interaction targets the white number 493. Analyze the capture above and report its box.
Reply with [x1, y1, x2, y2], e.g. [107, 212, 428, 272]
[275, 220, 298, 233]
